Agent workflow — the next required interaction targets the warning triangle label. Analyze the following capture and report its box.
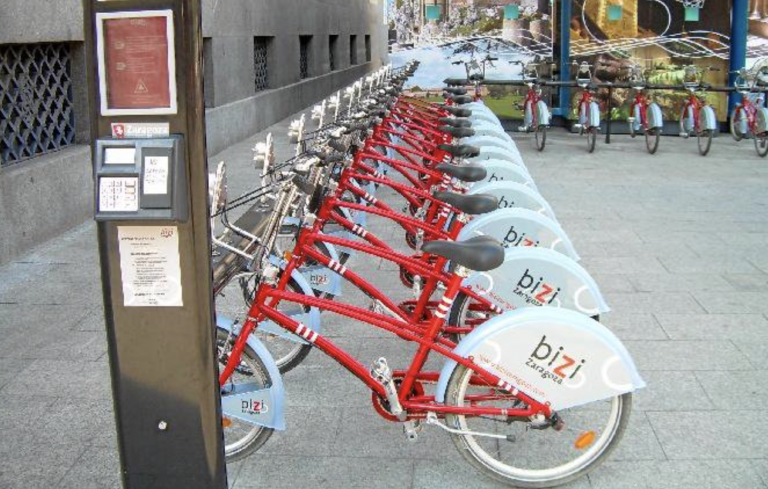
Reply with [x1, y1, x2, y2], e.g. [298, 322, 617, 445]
[134, 79, 149, 94]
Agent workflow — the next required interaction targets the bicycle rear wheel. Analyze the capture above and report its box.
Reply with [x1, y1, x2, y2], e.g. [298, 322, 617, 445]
[730, 107, 745, 141]
[535, 125, 547, 152]
[645, 128, 660, 155]
[445, 363, 631, 488]
[586, 127, 597, 153]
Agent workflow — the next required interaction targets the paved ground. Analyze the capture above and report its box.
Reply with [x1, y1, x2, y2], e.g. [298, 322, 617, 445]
[2, 118, 768, 489]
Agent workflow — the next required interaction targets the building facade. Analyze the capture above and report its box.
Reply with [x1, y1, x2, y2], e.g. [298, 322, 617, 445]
[0, 0, 389, 265]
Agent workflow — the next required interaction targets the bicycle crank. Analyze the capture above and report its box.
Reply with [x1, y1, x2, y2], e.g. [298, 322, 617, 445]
[425, 412, 516, 442]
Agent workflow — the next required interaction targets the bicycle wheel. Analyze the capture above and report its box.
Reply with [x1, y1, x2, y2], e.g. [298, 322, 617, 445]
[216, 277, 313, 373]
[445, 363, 631, 488]
[645, 128, 660, 155]
[754, 133, 768, 157]
[730, 107, 745, 141]
[447, 292, 498, 342]
[534, 125, 547, 152]
[697, 129, 713, 156]
[586, 127, 597, 153]
[216, 328, 275, 462]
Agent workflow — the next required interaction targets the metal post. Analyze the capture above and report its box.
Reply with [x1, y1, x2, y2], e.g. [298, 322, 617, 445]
[82, 0, 227, 487]
[605, 85, 613, 144]
[558, 0, 573, 118]
[730, 0, 749, 113]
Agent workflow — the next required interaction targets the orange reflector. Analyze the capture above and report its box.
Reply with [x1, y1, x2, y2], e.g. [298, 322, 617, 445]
[575, 431, 596, 450]
[283, 251, 293, 261]
[222, 417, 233, 429]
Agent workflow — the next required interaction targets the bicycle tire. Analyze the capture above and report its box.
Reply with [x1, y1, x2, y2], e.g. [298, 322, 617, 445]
[535, 125, 547, 152]
[755, 133, 768, 157]
[730, 107, 745, 142]
[586, 127, 597, 153]
[217, 327, 275, 462]
[444, 363, 631, 488]
[645, 128, 660, 155]
[697, 129, 713, 156]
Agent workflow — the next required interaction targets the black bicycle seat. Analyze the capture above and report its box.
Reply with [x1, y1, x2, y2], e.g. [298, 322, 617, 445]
[437, 144, 480, 158]
[469, 74, 484, 82]
[444, 87, 468, 96]
[422, 235, 505, 272]
[438, 117, 472, 128]
[435, 162, 487, 183]
[440, 126, 475, 138]
[440, 106, 473, 117]
[450, 95, 474, 105]
[433, 191, 498, 215]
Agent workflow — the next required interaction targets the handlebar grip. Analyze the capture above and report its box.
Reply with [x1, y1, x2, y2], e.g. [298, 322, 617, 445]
[451, 61, 463, 65]
[292, 174, 316, 195]
[487, 56, 498, 61]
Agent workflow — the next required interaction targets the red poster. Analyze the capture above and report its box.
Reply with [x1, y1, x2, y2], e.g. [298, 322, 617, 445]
[102, 15, 173, 111]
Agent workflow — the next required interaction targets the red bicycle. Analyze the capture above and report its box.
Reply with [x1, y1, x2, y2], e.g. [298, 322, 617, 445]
[730, 66, 768, 157]
[677, 65, 718, 156]
[626, 65, 664, 154]
[511, 58, 552, 151]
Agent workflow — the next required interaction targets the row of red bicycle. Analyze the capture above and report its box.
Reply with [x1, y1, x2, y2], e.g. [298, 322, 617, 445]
[207, 61, 645, 488]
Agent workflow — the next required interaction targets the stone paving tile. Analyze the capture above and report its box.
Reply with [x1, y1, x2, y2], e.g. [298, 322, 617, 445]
[631, 371, 715, 412]
[601, 292, 706, 314]
[647, 410, 768, 460]
[654, 313, 768, 341]
[0, 359, 112, 400]
[694, 370, 768, 410]
[590, 460, 767, 489]
[232, 455, 415, 489]
[599, 313, 669, 341]
[578, 257, 668, 275]
[657, 256, 762, 274]
[610, 411, 666, 461]
[625, 273, 734, 292]
[57, 444, 121, 489]
[623, 340, 753, 371]
[721, 273, 768, 291]
[693, 291, 768, 314]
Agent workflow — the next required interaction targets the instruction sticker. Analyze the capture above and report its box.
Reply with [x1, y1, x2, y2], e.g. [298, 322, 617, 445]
[99, 177, 139, 212]
[118, 226, 183, 307]
[143, 156, 169, 195]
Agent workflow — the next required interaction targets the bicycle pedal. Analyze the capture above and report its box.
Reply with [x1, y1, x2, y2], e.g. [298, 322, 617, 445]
[516, 126, 529, 133]
[678, 132, 690, 139]
[403, 420, 422, 442]
[572, 123, 583, 131]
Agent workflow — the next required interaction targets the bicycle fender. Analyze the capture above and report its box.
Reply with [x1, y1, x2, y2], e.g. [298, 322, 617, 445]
[535, 100, 551, 127]
[469, 161, 537, 191]
[462, 247, 609, 315]
[457, 208, 580, 261]
[468, 181, 557, 221]
[524, 101, 534, 128]
[648, 103, 664, 130]
[217, 316, 286, 430]
[435, 308, 645, 410]
[589, 101, 601, 128]
[700, 105, 717, 131]
[757, 107, 768, 134]
[468, 148, 527, 170]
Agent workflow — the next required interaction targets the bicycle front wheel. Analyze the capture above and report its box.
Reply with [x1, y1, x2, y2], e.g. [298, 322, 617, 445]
[697, 129, 713, 156]
[445, 364, 631, 488]
[217, 328, 275, 462]
[754, 133, 768, 157]
[645, 128, 660, 155]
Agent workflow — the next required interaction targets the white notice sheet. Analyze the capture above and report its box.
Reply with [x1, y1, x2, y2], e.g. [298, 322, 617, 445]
[118, 226, 183, 307]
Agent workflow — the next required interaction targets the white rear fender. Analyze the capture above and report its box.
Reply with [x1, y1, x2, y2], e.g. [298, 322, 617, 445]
[458, 208, 579, 261]
[462, 247, 609, 315]
[435, 308, 645, 410]
[469, 181, 557, 221]
[470, 161, 537, 190]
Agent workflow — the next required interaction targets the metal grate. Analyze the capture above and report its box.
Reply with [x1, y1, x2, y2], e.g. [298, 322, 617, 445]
[254, 37, 270, 92]
[1, 43, 76, 167]
[299, 36, 311, 80]
[329, 35, 338, 71]
[350, 35, 358, 65]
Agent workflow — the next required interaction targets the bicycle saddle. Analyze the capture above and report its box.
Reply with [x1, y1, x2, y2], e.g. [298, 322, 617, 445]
[438, 117, 472, 128]
[433, 191, 498, 215]
[440, 106, 473, 117]
[437, 143, 480, 158]
[422, 235, 505, 272]
[435, 162, 486, 183]
[444, 87, 468, 96]
[469, 74, 484, 82]
[440, 126, 475, 138]
[444, 78, 466, 86]
[450, 95, 474, 105]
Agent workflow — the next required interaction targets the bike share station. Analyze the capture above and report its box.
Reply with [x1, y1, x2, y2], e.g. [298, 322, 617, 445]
[78, 1, 760, 488]
[83, 0, 227, 486]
